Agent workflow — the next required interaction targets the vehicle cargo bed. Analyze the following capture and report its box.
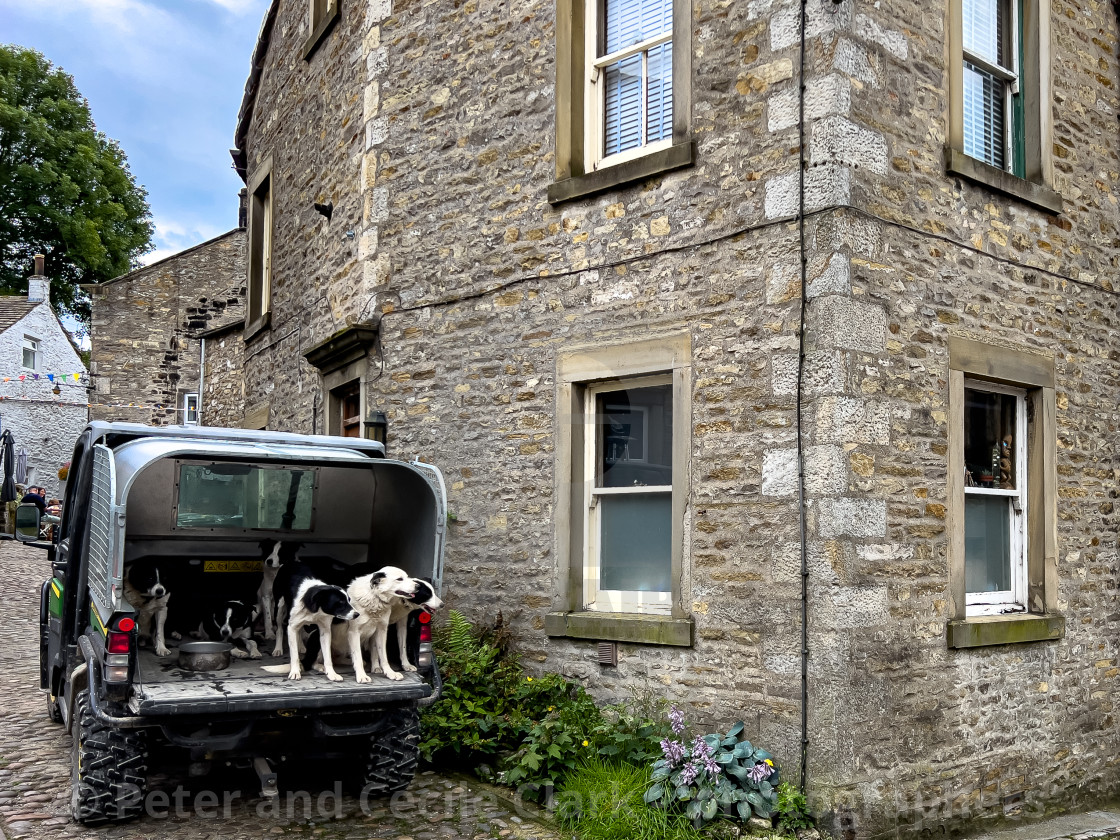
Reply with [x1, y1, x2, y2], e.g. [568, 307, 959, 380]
[128, 646, 430, 715]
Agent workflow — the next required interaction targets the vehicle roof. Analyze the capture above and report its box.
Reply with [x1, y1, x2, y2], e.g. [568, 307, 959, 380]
[86, 421, 386, 458]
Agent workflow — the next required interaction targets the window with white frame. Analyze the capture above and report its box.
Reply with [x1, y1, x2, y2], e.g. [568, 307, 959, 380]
[963, 381, 1027, 614]
[584, 376, 674, 614]
[587, 0, 673, 169]
[183, 393, 199, 425]
[21, 336, 40, 371]
[961, 0, 1021, 173]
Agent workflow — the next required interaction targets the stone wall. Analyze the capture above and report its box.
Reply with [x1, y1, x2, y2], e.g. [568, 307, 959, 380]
[235, 0, 1120, 835]
[200, 323, 247, 428]
[87, 230, 245, 426]
[0, 301, 87, 499]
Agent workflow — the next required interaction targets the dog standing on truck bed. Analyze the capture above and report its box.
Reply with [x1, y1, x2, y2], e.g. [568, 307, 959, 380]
[265, 562, 359, 681]
[384, 578, 443, 674]
[342, 568, 419, 683]
[256, 539, 300, 640]
[123, 559, 172, 657]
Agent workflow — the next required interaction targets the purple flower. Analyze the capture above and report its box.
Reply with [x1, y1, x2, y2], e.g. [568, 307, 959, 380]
[660, 738, 686, 767]
[747, 761, 773, 783]
[669, 705, 686, 736]
[691, 736, 722, 779]
[679, 761, 699, 786]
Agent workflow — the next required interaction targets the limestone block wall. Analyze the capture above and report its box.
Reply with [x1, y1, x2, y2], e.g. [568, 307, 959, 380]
[201, 325, 247, 428]
[87, 230, 245, 426]
[234, 0, 1120, 834]
[0, 302, 88, 498]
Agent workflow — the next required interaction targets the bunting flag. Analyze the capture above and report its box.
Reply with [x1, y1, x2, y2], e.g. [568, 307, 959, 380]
[2, 371, 86, 383]
[0, 395, 189, 412]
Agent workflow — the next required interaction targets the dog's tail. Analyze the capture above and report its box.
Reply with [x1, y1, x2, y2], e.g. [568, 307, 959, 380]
[259, 664, 290, 674]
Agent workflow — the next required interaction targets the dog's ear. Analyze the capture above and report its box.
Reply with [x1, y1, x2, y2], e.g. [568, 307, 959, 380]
[370, 572, 386, 583]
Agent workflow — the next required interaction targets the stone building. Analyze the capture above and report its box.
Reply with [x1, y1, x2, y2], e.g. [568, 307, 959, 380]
[0, 258, 88, 499]
[225, 0, 1120, 834]
[86, 229, 246, 427]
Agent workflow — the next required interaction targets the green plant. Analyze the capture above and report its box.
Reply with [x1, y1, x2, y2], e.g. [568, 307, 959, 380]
[644, 709, 781, 827]
[774, 781, 813, 831]
[557, 758, 708, 840]
[503, 687, 601, 787]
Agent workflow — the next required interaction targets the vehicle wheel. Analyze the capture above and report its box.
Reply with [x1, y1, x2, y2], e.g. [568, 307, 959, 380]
[46, 692, 63, 724]
[363, 706, 419, 796]
[70, 690, 148, 825]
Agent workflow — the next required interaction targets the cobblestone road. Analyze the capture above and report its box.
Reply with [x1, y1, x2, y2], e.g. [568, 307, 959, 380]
[0, 542, 562, 840]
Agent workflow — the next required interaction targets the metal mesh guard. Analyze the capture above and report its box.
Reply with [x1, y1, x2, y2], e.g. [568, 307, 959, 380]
[87, 445, 114, 608]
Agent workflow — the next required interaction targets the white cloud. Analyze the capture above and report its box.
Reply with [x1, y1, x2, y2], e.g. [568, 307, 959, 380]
[138, 216, 227, 267]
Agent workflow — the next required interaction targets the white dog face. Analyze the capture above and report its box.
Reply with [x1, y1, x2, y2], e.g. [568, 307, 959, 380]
[371, 566, 419, 599]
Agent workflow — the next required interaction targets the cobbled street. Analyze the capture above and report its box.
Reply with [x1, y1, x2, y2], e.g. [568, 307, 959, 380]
[0, 542, 562, 840]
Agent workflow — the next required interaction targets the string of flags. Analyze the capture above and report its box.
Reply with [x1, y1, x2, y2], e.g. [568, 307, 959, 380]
[1, 372, 86, 383]
[0, 395, 189, 411]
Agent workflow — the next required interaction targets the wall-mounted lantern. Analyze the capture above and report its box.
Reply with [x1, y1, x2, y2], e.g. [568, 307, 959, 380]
[363, 410, 388, 445]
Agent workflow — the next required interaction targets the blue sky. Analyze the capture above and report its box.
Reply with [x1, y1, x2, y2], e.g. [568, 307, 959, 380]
[2, 0, 271, 266]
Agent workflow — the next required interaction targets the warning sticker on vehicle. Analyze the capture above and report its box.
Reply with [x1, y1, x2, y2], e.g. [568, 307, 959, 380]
[204, 560, 263, 573]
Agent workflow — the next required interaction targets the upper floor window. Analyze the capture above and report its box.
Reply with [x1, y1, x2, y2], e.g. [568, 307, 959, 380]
[304, 0, 341, 59]
[549, 0, 693, 202]
[961, 0, 1019, 173]
[947, 0, 1060, 211]
[591, 0, 673, 168]
[21, 336, 40, 371]
[245, 157, 273, 339]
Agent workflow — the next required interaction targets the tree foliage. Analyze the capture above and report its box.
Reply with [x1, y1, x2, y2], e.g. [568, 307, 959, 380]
[0, 44, 153, 323]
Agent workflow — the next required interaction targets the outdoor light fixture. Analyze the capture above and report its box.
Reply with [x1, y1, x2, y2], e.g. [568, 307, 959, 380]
[363, 410, 388, 444]
[52, 384, 61, 396]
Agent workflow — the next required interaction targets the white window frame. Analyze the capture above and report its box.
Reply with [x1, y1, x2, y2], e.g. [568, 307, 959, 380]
[964, 379, 1028, 616]
[583, 0, 674, 172]
[961, 0, 1020, 172]
[21, 336, 40, 372]
[583, 374, 673, 615]
[183, 393, 199, 425]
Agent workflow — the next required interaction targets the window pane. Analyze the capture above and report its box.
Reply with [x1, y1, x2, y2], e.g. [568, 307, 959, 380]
[963, 63, 1005, 169]
[597, 383, 673, 488]
[599, 493, 672, 591]
[22, 347, 34, 369]
[646, 42, 673, 143]
[965, 495, 1012, 594]
[176, 465, 314, 530]
[964, 388, 1018, 489]
[605, 0, 671, 53]
[962, 0, 1003, 65]
[604, 55, 643, 156]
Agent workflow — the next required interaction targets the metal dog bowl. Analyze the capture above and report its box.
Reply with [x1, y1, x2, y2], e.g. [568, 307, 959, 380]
[178, 641, 233, 672]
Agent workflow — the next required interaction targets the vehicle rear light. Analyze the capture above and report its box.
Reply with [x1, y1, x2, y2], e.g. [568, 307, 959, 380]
[107, 631, 131, 654]
[419, 611, 432, 643]
[105, 666, 129, 682]
[116, 617, 136, 632]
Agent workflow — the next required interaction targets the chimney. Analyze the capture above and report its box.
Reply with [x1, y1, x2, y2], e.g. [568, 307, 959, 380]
[238, 188, 249, 229]
[28, 254, 50, 304]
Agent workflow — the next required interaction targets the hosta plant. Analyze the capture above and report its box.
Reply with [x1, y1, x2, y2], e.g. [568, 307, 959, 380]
[643, 707, 780, 827]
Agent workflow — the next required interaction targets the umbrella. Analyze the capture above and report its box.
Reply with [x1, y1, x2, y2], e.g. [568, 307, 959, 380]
[0, 431, 16, 503]
[15, 449, 27, 484]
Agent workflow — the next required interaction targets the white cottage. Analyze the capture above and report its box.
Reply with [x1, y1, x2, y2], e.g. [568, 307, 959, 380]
[0, 257, 89, 499]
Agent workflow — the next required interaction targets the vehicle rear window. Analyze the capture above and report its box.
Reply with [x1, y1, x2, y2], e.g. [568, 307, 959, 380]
[175, 464, 316, 531]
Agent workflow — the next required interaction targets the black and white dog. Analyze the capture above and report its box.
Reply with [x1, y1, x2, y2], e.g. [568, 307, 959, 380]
[265, 562, 359, 681]
[320, 567, 418, 683]
[256, 539, 301, 640]
[122, 558, 172, 657]
[385, 578, 443, 675]
[201, 599, 261, 659]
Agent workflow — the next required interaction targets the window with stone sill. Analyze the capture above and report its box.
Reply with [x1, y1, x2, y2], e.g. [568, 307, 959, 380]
[550, 0, 693, 203]
[548, 335, 693, 646]
[947, 0, 1060, 211]
[946, 338, 1062, 647]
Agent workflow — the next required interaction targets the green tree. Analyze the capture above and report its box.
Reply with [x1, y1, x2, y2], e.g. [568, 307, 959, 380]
[0, 44, 153, 323]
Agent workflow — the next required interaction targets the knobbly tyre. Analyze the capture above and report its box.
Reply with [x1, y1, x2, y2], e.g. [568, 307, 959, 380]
[16, 421, 446, 825]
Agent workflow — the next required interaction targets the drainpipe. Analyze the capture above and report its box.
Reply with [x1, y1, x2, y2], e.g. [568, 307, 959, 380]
[796, 0, 811, 794]
[198, 337, 206, 426]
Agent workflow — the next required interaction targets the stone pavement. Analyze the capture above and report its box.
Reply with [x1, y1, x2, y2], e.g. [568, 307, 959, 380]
[0, 541, 563, 840]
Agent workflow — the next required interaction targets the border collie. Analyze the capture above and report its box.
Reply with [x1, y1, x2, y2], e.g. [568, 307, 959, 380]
[123, 559, 172, 657]
[344, 567, 419, 683]
[201, 599, 261, 659]
[265, 562, 359, 681]
[385, 578, 443, 674]
[257, 539, 301, 640]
